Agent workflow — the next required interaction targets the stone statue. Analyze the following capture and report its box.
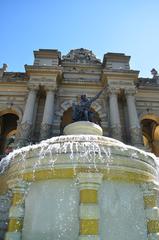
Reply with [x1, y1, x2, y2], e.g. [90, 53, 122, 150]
[72, 86, 106, 122]
[150, 68, 159, 84]
[151, 68, 158, 79]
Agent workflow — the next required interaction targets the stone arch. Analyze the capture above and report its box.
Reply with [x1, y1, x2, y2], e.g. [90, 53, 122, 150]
[58, 100, 105, 134]
[0, 105, 23, 121]
[58, 100, 106, 122]
[140, 112, 159, 124]
[140, 113, 159, 156]
[0, 106, 21, 157]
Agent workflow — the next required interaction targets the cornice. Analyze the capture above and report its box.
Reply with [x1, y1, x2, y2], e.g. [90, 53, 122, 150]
[103, 53, 130, 62]
[137, 87, 159, 92]
[25, 65, 62, 75]
[0, 85, 28, 93]
[138, 85, 159, 91]
[34, 49, 61, 59]
[102, 68, 139, 76]
[0, 82, 28, 88]
[102, 69, 139, 82]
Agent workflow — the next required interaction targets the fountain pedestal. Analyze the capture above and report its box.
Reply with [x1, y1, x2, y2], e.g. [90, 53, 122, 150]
[0, 121, 159, 240]
[63, 121, 103, 136]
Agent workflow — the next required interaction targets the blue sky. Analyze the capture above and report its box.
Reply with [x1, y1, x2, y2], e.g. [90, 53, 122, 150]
[1, 0, 159, 77]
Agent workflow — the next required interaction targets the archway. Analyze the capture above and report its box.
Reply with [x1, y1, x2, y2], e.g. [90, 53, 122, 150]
[141, 115, 159, 156]
[0, 113, 19, 158]
[60, 107, 101, 134]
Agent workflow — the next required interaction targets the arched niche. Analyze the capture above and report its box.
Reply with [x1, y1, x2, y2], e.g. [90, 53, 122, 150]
[140, 113, 159, 124]
[0, 112, 19, 157]
[140, 114, 159, 156]
[0, 105, 22, 121]
[60, 107, 101, 134]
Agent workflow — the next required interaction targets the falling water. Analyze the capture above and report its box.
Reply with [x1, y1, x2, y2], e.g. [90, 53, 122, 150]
[0, 131, 158, 240]
[0, 135, 119, 175]
[0, 134, 156, 176]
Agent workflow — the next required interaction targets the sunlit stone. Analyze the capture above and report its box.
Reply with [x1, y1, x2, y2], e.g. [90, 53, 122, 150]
[0, 121, 158, 240]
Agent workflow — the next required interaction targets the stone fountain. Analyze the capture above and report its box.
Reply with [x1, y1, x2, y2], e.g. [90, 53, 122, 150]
[0, 121, 159, 240]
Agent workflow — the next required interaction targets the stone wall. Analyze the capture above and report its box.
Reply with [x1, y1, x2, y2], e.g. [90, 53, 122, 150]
[0, 48, 159, 155]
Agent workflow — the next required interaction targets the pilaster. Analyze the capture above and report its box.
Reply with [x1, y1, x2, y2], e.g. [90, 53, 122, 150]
[141, 182, 159, 240]
[77, 173, 103, 240]
[5, 181, 29, 240]
[0, 192, 12, 240]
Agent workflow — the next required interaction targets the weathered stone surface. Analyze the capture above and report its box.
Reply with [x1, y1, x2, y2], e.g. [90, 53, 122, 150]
[62, 48, 101, 64]
[0, 48, 159, 157]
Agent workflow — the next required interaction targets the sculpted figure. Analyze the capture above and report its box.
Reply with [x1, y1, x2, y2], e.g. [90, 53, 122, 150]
[72, 86, 106, 122]
[151, 68, 158, 79]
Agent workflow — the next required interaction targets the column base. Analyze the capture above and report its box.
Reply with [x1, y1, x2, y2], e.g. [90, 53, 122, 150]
[111, 126, 122, 141]
[15, 138, 31, 148]
[40, 123, 52, 141]
[15, 122, 32, 147]
[130, 127, 143, 147]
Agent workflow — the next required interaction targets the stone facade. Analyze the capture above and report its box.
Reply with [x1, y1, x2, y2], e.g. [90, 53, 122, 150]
[0, 48, 159, 156]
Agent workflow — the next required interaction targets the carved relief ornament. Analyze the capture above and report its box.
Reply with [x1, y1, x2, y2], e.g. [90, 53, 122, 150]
[28, 84, 39, 91]
[125, 88, 137, 96]
[44, 84, 57, 92]
[107, 87, 119, 95]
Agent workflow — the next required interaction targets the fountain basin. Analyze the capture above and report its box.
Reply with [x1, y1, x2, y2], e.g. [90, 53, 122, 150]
[1, 122, 159, 240]
[3, 134, 157, 184]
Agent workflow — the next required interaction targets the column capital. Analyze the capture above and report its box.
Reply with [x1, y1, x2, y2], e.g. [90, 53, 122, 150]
[77, 173, 103, 185]
[107, 87, 119, 95]
[7, 179, 29, 192]
[140, 182, 159, 194]
[27, 84, 39, 91]
[44, 84, 57, 92]
[125, 87, 137, 96]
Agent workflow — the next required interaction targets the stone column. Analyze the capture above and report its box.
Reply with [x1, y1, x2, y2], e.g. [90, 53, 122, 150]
[5, 181, 28, 240]
[0, 192, 12, 240]
[18, 85, 38, 146]
[40, 86, 56, 140]
[77, 172, 103, 240]
[108, 87, 122, 141]
[141, 182, 159, 240]
[125, 88, 143, 147]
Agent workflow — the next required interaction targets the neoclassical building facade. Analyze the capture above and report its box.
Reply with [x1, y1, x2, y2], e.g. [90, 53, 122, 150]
[0, 48, 159, 157]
